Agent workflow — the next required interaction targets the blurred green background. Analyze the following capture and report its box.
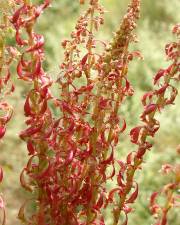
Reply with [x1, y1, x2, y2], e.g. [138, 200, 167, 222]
[1, 0, 180, 224]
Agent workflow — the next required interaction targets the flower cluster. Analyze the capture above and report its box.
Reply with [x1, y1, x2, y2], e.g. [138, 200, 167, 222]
[54, 0, 141, 224]
[108, 24, 180, 225]
[11, 0, 57, 224]
[55, 1, 107, 224]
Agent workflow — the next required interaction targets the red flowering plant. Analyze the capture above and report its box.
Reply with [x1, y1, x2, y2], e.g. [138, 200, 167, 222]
[0, 0, 178, 225]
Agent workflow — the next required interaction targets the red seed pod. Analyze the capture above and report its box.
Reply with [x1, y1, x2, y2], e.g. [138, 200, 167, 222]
[130, 126, 143, 144]
[122, 77, 130, 92]
[154, 69, 166, 85]
[19, 124, 43, 140]
[141, 91, 153, 106]
[26, 34, 45, 52]
[99, 97, 110, 110]
[119, 118, 126, 133]
[20, 168, 33, 192]
[27, 141, 36, 155]
[165, 43, 177, 56]
[141, 104, 157, 120]
[32, 161, 52, 180]
[4, 70, 11, 85]
[155, 84, 168, 95]
[24, 94, 35, 117]
[35, 0, 51, 17]
[108, 188, 121, 203]
[11, 5, 23, 25]
[165, 86, 178, 105]
[149, 192, 159, 212]
[81, 53, 89, 66]
[117, 160, 126, 173]
[93, 193, 104, 211]
[15, 30, 28, 46]
[126, 152, 133, 165]
[117, 172, 126, 188]
[101, 148, 114, 165]
[126, 182, 138, 204]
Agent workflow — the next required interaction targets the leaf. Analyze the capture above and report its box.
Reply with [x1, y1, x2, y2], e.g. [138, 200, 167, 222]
[154, 69, 166, 85]
[11, 5, 23, 25]
[15, 30, 28, 46]
[24, 94, 34, 117]
[33, 161, 52, 180]
[106, 164, 115, 180]
[35, 0, 51, 18]
[126, 182, 138, 204]
[39, 100, 47, 115]
[101, 147, 114, 165]
[165, 85, 178, 105]
[108, 188, 121, 203]
[155, 84, 168, 95]
[117, 160, 126, 173]
[117, 172, 125, 187]
[93, 193, 104, 211]
[33, 58, 41, 76]
[64, 150, 74, 166]
[119, 118, 126, 133]
[141, 91, 153, 106]
[141, 104, 157, 119]
[81, 53, 89, 66]
[20, 168, 33, 192]
[4, 70, 11, 85]
[19, 124, 43, 140]
[126, 151, 134, 165]
[17, 60, 29, 81]
[150, 192, 159, 206]
[27, 141, 36, 155]
[130, 126, 142, 144]
[26, 35, 44, 52]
